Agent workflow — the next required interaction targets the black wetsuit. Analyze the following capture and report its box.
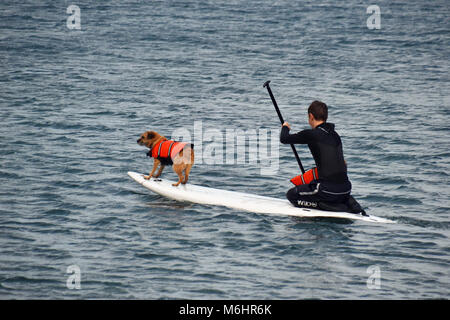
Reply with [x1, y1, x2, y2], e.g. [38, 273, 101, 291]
[280, 122, 352, 209]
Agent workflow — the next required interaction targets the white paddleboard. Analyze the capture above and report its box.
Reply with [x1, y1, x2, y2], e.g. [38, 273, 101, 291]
[128, 172, 395, 224]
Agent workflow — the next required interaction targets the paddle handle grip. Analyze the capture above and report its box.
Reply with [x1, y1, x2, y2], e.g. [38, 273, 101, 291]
[263, 80, 285, 125]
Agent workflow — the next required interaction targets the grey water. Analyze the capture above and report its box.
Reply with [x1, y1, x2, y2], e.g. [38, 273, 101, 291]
[0, 0, 449, 299]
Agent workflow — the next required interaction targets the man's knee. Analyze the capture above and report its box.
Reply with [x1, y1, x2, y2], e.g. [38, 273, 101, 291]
[286, 187, 298, 205]
[286, 187, 319, 208]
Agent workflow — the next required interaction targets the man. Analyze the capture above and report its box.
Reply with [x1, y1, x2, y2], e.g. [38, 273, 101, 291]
[280, 101, 364, 213]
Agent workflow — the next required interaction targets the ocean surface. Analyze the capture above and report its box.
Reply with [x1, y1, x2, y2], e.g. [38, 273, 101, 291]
[0, 0, 449, 299]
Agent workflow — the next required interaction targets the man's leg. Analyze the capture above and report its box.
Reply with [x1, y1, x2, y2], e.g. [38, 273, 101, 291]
[286, 182, 321, 209]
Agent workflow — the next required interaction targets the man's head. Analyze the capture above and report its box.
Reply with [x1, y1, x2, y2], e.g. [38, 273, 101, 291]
[308, 100, 327, 128]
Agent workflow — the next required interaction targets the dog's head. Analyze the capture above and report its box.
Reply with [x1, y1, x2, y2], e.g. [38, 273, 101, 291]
[137, 130, 163, 148]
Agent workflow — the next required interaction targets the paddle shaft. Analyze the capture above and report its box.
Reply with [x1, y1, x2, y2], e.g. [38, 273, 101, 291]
[263, 81, 305, 174]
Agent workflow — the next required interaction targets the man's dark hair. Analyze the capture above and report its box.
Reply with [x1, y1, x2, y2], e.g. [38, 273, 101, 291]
[308, 101, 328, 122]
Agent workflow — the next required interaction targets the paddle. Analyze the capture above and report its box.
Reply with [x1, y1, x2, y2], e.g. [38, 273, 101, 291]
[263, 80, 305, 174]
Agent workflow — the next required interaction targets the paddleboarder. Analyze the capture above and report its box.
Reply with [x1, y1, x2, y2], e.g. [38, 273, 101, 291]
[280, 101, 357, 210]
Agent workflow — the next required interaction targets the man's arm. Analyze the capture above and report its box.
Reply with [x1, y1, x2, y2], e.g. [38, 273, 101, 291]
[280, 125, 313, 144]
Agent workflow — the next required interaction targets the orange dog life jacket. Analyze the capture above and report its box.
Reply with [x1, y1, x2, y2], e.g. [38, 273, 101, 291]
[151, 140, 188, 160]
[290, 167, 319, 186]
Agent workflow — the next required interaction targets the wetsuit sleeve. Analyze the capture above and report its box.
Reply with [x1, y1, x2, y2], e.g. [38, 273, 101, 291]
[280, 126, 314, 144]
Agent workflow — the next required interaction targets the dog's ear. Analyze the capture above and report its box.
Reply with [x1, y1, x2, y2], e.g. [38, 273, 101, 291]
[146, 132, 155, 139]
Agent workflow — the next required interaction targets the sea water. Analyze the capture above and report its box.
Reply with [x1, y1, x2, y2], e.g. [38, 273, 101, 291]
[0, 0, 449, 299]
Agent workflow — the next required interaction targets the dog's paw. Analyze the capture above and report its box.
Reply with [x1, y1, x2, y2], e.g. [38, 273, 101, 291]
[144, 175, 151, 180]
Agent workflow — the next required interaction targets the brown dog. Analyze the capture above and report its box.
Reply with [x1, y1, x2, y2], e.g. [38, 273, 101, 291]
[137, 131, 194, 186]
